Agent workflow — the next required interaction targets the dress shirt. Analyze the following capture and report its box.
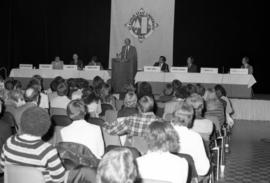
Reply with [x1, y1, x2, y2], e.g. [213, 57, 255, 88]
[60, 119, 104, 159]
[104, 112, 160, 136]
[50, 95, 71, 110]
[136, 151, 188, 183]
[173, 125, 210, 176]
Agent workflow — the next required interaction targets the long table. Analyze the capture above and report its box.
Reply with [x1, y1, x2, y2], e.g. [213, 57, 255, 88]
[135, 72, 256, 98]
[9, 69, 111, 89]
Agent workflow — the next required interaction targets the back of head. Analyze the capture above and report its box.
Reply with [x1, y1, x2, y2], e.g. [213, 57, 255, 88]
[172, 79, 182, 91]
[67, 99, 86, 121]
[4, 79, 14, 91]
[24, 87, 40, 103]
[214, 84, 227, 97]
[186, 93, 204, 113]
[124, 91, 137, 108]
[96, 147, 137, 183]
[175, 86, 189, 99]
[163, 83, 174, 96]
[145, 121, 179, 153]
[186, 84, 196, 96]
[8, 90, 24, 103]
[56, 82, 68, 96]
[21, 106, 51, 136]
[196, 83, 205, 97]
[173, 101, 194, 128]
[50, 76, 65, 92]
[137, 82, 152, 99]
[138, 95, 154, 113]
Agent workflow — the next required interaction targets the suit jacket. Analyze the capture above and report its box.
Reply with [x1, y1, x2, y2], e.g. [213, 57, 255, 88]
[153, 62, 169, 72]
[188, 64, 198, 73]
[70, 59, 84, 70]
[120, 45, 138, 78]
[51, 60, 64, 70]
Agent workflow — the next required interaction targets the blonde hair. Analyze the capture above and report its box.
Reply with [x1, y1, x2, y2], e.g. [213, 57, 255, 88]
[96, 148, 137, 183]
[172, 101, 194, 128]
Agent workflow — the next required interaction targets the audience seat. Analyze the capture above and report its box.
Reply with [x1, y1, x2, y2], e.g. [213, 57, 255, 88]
[4, 164, 45, 183]
[56, 141, 100, 170]
[51, 115, 72, 126]
[49, 107, 67, 116]
[105, 145, 141, 159]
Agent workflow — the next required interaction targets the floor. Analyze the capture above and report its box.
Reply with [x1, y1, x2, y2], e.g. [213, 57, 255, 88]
[1, 120, 270, 183]
[218, 120, 270, 183]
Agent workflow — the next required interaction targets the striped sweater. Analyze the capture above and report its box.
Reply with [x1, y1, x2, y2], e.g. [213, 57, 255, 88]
[0, 135, 66, 183]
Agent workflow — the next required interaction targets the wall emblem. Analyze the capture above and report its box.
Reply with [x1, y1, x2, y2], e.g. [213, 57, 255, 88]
[125, 8, 159, 43]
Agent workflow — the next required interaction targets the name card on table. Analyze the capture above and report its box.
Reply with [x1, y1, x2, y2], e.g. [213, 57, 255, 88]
[170, 67, 188, 73]
[84, 66, 100, 71]
[143, 66, 161, 72]
[63, 65, 78, 70]
[200, 67, 218, 74]
[39, 64, 52, 70]
[19, 64, 33, 69]
[229, 68, 248, 75]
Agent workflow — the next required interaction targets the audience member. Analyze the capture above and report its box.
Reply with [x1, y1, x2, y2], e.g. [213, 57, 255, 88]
[51, 56, 64, 70]
[204, 89, 226, 131]
[96, 148, 137, 183]
[118, 91, 138, 118]
[60, 99, 104, 159]
[84, 92, 102, 118]
[158, 83, 175, 102]
[0, 99, 12, 150]
[48, 76, 65, 101]
[70, 53, 84, 70]
[137, 121, 188, 183]
[0, 106, 66, 183]
[136, 82, 153, 99]
[50, 82, 70, 109]
[215, 84, 234, 115]
[100, 83, 117, 109]
[195, 83, 206, 97]
[186, 93, 214, 141]
[153, 56, 169, 72]
[14, 86, 40, 134]
[172, 79, 182, 94]
[104, 95, 160, 136]
[186, 83, 197, 96]
[172, 101, 210, 176]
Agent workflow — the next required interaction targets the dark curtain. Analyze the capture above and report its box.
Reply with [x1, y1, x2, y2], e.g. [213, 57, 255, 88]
[1, 0, 267, 93]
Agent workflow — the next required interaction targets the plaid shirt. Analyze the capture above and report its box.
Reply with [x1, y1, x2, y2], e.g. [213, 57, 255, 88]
[104, 112, 160, 136]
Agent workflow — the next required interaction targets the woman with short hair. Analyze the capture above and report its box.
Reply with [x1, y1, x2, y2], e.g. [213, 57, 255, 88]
[96, 148, 137, 183]
[136, 121, 188, 183]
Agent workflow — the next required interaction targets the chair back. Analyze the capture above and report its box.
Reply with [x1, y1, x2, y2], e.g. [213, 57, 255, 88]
[51, 115, 72, 126]
[50, 107, 67, 116]
[125, 136, 148, 155]
[101, 127, 121, 147]
[4, 164, 45, 183]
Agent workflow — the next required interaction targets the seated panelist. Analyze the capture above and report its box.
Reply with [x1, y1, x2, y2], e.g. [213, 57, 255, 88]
[51, 56, 64, 70]
[153, 56, 169, 72]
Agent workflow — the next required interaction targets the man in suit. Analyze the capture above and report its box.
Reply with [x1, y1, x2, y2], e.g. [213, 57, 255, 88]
[51, 56, 64, 70]
[187, 56, 198, 73]
[120, 38, 138, 78]
[70, 53, 84, 70]
[153, 56, 169, 72]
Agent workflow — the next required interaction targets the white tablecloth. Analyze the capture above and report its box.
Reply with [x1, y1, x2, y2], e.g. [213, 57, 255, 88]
[9, 69, 111, 81]
[135, 72, 256, 88]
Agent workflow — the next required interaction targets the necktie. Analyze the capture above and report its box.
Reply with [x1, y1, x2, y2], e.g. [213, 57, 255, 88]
[125, 46, 129, 59]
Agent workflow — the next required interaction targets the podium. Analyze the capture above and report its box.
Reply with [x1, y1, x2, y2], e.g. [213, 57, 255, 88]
[112, 58, 137, 93]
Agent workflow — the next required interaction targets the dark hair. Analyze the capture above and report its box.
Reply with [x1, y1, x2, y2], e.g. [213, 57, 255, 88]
[4, 79, 14, 91]
[67, 99, 87, 120]
[186, 84, 196, 96]
[21, 107, 51, 136]
[172, 79, 182, 91]
[56, 82, 68, 96]
[83, 92, 100, 105]
[50, 76, 65, 92]
[137, 82, 153, 99]
[145, 121, 179, 152]
[160, 56, 166, 62]
[13, 80, 22, 90]
[214, 84, 227, 96]
[163, 83, 174, 96]
[243, 56, 250, 63]
[196, 83, 206, 97]
[175, 86, 189, 99]
[32, 75, 44, 91]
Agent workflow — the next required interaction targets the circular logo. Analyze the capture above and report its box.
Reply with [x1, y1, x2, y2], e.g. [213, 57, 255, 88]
[125, 8, 159, 43]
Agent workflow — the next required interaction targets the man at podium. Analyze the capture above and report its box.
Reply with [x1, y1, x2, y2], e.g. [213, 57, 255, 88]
[120, 38, 137, 63]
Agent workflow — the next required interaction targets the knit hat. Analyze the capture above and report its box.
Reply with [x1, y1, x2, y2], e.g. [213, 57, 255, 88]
[21, 106, 51, 136]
